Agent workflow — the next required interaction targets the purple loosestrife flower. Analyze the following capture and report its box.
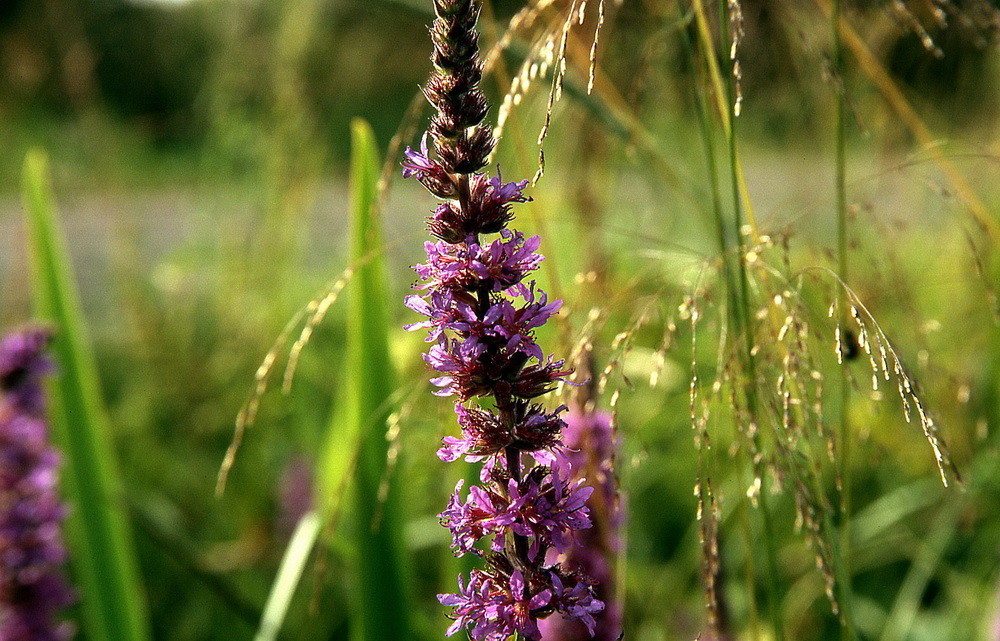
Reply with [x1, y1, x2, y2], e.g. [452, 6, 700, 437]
[412, 231, 544, 294]
[437, 559, 602, 641]
[440, 470, 593, 560]
[403, 1, 603, 638]
[0, 327, 74, 641]
[539, 408, 624, 641]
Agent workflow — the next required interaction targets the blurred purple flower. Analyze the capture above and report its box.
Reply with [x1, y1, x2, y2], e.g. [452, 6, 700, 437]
[275, 454, 314, 538]
[0, 327, 54, 416]
[539, 408, 624, 641]
[0, 327, 74, 641]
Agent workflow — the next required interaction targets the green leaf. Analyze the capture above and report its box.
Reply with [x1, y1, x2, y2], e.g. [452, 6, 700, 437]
[319, 119, 411, 640]
[254, 511, 322, 641]
[22, 149, 152, 641]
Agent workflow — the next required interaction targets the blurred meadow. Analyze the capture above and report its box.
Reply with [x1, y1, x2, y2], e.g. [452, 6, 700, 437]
[1, 0, 999, 640]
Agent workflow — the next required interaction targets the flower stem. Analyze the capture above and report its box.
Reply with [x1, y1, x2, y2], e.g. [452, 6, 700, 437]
[504, 442, 531, 570]
[716, 0, 784, 638]
[832, 1, 859, 638]
[682, 13, 762, 637]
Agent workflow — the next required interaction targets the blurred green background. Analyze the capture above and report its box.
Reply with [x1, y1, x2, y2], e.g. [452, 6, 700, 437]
[1, 0, 999, 639]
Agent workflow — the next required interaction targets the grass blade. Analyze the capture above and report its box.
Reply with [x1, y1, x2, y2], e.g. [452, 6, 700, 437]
[319, 118, 411, 640]
[254, 511, 322, 641]
[22, 148, 152, 641]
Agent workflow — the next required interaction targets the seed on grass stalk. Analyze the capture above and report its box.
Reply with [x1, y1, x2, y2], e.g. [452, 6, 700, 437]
[218, 268, 354, 496]
[837, 287, 959, 486]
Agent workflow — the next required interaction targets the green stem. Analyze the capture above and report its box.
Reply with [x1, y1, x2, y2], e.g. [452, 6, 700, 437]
[734, 464, 762, 641]
[832, 1, 858, 639]
[683, 15, 762, 637]
[682, 13, 738, 328]
[717, 1, 784, 639]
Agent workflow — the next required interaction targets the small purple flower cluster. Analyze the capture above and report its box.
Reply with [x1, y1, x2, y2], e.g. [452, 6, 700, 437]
[0, 327, 74, 641]
[404, 1, 603, 638]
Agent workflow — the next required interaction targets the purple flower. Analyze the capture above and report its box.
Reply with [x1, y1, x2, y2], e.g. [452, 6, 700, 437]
[403, 133, 456, 199]
[486, 168, 530, 206]
[0, 327, 54, 416]
[439, 480, 516, 555]
[439, 565, 605, 641]
[401, 132, 436, 179]
[437, 404, 507, 463]
[548, 569, 605, 636]
[438, 570, 520, 641]
[437, 571, 499, 639]
[480, 284, 561, 363]
[413, 231, 545, 294]
[0, 327, 74, 641]
[507, 469, 594, 559]
[507, 356, 572, 399]
[438, 568, 554, 641]
[404, 1, 603, 637]
[427, 169, 531, 243]
[423, 336, 569, 402]
[423, 335, 490, 399]
[407, 284, 560, 367]
[437, 403, 568, 463]
[440, 469, 592, 559]
[403, 289, 468, 342]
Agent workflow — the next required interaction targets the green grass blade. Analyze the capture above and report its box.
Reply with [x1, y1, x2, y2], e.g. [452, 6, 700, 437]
[22, 149, 152, 641]
[254, 511, 322, 641]
[319, 118, 411, 640]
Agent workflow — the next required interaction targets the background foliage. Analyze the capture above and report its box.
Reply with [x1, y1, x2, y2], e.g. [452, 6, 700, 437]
[1, 0, 998, 639]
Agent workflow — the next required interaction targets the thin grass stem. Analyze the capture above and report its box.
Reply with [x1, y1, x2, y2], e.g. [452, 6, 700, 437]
[680, 10, 763, 636]
[689, 0, 759, 239]
[832, 1, 859, 639]
[685, 0, 785, 637]
[716, 0, 784, 638]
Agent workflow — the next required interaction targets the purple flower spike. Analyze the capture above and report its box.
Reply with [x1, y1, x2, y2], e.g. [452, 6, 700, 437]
[0, 326, 74, 641]
[404, 0, 603, 638]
